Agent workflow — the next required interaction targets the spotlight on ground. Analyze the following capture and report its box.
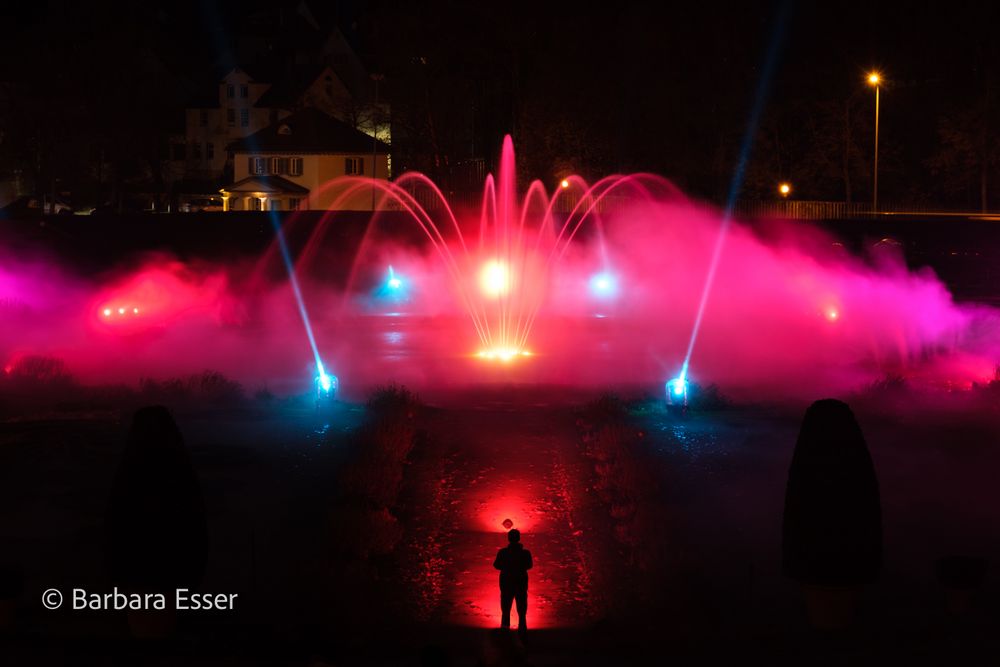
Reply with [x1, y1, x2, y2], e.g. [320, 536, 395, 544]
[665, 376, 689, 408]
[477, 348, 532, 362]
[386, 265, 403, 291]
[316, 361, 338, 402]
[589, 272, 618, 298]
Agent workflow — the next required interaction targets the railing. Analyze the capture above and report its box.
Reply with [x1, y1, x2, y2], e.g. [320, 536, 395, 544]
[732, 200, 1000, 221]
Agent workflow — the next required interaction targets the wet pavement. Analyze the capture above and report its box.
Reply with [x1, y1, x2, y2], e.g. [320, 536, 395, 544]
[402, 403, 599, 630]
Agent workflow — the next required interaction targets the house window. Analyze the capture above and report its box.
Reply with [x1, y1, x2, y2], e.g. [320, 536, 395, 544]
[240, 84, 248, 98]
[289, 197, 302, 210]
[249, 197, 263, 211]
[206, 143, 214, 160]
[240, 108, 249, 128]
[248, 157, 266, 175]
[345, 157, 364, 175]
[269, 199, 281, 211]
[269, 157, 289, 175]
[227, 109, 235, 127]
[199, 109, 208, 126]
[192, 142, 202, 159]
[289, 157, 303, 176]
[227, 84, 235, 98]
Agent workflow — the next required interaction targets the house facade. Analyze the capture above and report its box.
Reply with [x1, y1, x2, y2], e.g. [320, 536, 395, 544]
[222, 108, 389, 211]
[175, 63, 389, 187]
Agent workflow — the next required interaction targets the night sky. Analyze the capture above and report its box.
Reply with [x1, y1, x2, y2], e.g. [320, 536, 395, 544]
[1, 1, 998, 206]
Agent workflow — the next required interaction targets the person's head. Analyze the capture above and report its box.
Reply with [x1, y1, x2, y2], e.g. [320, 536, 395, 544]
[507, 529, 520, 544]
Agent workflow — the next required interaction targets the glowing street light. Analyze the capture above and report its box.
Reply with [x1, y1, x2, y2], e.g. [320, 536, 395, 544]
[867, 71, 882, 212]
[560, 178, 570, 189]
[778, 182, 792, 198]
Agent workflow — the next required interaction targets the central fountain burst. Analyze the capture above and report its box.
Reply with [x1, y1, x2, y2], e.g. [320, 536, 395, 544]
[284, 134, 694, 372]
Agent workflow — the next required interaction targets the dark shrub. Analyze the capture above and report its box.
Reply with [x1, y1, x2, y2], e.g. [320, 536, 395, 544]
[782, 399, 881, 586]
[935, 556, 988, 590]
[330, 505, 403, 560]
[139, 371, 245, 408]
[366, 383, 420, 418]
[105, 406, 208, 591]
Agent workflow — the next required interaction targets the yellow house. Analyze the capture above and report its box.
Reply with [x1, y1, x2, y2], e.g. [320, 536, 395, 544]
[223, 108, 390, 211]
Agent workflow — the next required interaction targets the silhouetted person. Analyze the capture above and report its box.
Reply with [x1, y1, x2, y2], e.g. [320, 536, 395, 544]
[493, 529, 532, 633]
[106, 406, 208, 595]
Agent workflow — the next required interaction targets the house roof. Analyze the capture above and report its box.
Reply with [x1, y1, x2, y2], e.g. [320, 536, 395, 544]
[253, 65, 329, 109]
[228, 108, 389, 154]
[223, 175, 310, 194]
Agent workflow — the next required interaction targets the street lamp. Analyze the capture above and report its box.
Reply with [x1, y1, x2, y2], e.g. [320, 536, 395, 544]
[867, 71, 881, 212]
[778, 182, 792, 198]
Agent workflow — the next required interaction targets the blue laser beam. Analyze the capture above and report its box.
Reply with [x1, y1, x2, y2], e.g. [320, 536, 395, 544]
[268, 209, 328, 381]
[678, 1, 791, 384]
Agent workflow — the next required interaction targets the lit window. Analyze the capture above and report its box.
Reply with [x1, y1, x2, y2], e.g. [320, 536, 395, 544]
[270, 157, 289, 175]
[289, 158, 303, 176]
[248, 157, 266, 175]
[345, 157, 364, 175]
[240, 109, 249, 128]
[227, 109, 235, 127]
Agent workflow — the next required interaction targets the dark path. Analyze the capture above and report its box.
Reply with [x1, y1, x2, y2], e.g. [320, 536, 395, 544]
[402, 402, 601, 631]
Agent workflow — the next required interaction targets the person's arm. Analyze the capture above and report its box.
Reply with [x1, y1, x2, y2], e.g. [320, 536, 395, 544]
[493, 550, 504, 570]
[524, 550, 533, 571]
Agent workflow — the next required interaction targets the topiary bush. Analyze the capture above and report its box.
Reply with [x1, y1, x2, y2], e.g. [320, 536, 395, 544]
[782, 399, 882, 587]
[105, 406, 208, 592]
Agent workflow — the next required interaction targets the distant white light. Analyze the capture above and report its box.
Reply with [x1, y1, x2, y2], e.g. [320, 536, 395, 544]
[589, 272, 618, 298]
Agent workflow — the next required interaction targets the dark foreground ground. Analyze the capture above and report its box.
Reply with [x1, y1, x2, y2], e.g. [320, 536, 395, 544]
[1, 385, 999, 665]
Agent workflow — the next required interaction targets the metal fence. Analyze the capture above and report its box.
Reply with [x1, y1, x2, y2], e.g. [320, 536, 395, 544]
[732, 200, 1000, 220]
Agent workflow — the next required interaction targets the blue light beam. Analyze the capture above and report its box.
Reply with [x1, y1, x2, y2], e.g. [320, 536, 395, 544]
[679, 2, 791, 383]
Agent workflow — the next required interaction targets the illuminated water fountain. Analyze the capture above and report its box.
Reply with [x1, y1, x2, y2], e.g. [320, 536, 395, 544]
[1, 136, 993, 400]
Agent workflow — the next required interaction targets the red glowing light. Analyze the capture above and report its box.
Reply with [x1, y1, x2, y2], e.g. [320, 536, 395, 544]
[91, 262, 228, 332]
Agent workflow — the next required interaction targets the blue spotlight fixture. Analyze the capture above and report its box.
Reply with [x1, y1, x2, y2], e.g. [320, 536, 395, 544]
[665, 372, 689, 408]
[589, 271, 618, 298]
[377, 265, 408, 302]
[316, 360, 338, 401]
[386, 265, 403, 291]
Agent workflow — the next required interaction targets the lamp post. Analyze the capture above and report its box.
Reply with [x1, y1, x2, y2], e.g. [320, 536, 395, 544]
[371, 73, 384, 212]
[867, 72, 881, 212]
